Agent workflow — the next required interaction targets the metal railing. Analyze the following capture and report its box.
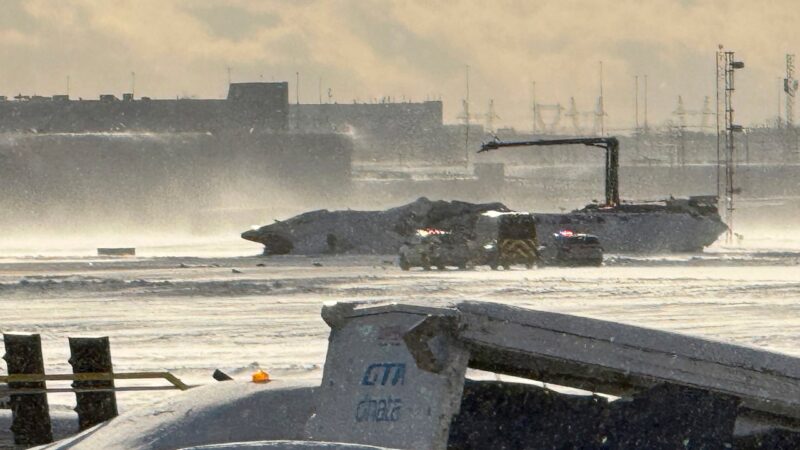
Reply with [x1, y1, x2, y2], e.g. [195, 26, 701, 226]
[0, 371, 192, 394]
[2, 333, 197, 445]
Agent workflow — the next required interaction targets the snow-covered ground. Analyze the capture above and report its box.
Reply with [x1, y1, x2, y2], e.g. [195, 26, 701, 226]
[2, 242, 800, 414]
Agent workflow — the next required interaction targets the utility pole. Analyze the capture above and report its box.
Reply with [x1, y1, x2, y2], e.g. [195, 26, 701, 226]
[634, 75, 639, 131]
[295, 72, 300, 105]
[532, 81, 537, 134]
[464, 65, 470, 165]
[643, 74, 649, 133]
[598, 61, 605, 136]
[634, 75, 640, 158]
[131, 72, 136, 98]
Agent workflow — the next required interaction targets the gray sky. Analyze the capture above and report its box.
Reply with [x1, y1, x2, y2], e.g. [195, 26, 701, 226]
[1, 0, 798, 131]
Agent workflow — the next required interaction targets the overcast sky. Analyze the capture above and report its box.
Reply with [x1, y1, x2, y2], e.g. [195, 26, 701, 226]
[1, 0, 798, 131]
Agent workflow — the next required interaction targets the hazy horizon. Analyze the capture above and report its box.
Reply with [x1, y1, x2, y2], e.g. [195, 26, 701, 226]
[2, 0, 799, 131]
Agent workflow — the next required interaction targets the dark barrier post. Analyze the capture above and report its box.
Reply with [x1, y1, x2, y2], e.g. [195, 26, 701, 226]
[69, 337, 118, 430]
[2, 333, 53, 445]
[212, 369, 233, 381]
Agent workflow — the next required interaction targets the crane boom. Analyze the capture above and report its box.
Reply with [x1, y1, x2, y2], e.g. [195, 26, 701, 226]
[479, 136, 620, 207]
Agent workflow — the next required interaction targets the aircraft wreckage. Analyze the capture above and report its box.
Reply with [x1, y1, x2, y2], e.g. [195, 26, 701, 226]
[242, 197, 726, 256]
[244, 136, 727, 256]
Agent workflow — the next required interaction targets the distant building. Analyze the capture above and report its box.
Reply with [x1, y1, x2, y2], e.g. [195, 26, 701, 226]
[0, 82, 290, 133]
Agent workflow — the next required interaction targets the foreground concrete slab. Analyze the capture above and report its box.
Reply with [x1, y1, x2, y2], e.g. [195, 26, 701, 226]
[306, 303, 469, 449]
[308, 300, 800, 447]
[33, 300, 800, 449]
[453, 300, 800, 421]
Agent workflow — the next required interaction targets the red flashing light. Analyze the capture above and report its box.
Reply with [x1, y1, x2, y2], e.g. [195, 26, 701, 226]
[559, 230, 574, 237]
[425, 228, 448, 235]
[417, 228, 450, 236]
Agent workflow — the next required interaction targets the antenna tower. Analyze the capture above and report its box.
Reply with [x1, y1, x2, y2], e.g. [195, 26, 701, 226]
[785, 54, 796, 128]
[715, 49, 724, 201]
[717, 49, 745, 244]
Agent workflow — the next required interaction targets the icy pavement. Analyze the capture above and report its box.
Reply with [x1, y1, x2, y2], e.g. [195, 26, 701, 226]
[1, 251, 799, 412]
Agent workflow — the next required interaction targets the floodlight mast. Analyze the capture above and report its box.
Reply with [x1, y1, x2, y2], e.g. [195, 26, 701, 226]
[479, 136, 620, 207]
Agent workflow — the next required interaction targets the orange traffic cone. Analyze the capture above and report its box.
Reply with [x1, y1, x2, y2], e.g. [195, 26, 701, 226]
[252, 369, 270, 383]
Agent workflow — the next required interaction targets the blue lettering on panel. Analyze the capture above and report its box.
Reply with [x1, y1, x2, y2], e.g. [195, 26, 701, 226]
[361, 363, 406, 386]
